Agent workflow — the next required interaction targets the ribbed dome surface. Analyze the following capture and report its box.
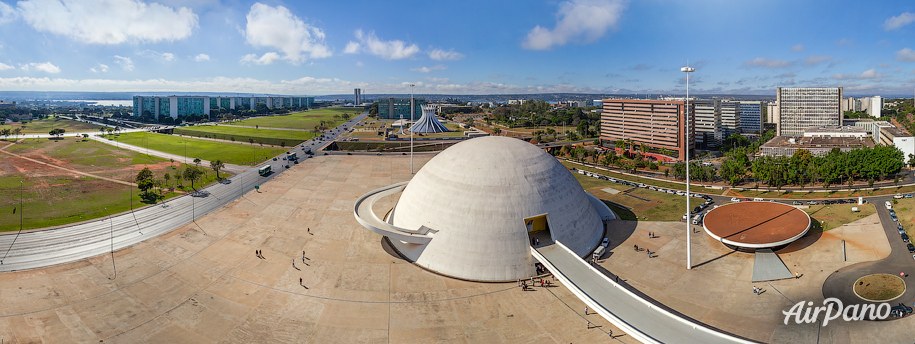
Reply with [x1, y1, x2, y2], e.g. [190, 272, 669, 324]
[390, 136, 603, 281]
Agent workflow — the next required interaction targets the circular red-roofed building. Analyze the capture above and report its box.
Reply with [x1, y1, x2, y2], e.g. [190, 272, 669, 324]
[702, 201, 811, 251]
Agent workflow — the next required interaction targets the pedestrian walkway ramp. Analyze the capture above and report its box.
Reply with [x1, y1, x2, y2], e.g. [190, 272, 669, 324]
[531, 242, 756, 344]
[752, 249, 794, 282]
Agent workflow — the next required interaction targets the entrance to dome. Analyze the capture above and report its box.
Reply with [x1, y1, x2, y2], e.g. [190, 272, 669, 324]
[525, 214, 553, 247]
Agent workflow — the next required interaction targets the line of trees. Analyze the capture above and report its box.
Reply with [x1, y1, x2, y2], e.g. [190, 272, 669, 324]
[0, 127, 22, 139]
[135, 159, 225, 204]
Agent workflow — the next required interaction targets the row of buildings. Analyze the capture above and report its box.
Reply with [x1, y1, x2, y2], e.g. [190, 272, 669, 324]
[132, 95, 315, 119]
[599, 87, 910, 161]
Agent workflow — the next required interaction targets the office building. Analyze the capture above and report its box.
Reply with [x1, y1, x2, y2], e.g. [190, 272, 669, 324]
[719, 100, 740, 137]
[354, 88, 362, 105]
[765, 102, 778, 124]
[760, 136, 873, 157]
[801, 126, 869, 138]
[736, 101, 763, 134]
[0, 100, 15, 109]
[776, 87, 842, 137]
[853, 120, 914, 160]
[600, 99, 694, 161]
[866, 96, 883, 118]
[133, 95, 314, 119]
[693, 100, 721, 148]
[376, 98, 426, 120]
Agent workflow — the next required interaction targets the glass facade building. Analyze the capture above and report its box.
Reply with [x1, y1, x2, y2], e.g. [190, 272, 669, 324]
[776, 87, 842, 137]
[132, 95, 315, 119]
[376, 98, 426, 119]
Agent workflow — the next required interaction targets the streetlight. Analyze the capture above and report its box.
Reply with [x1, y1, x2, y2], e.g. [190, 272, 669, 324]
[410, 83, 416, 174]
[681, 65, 695, 270]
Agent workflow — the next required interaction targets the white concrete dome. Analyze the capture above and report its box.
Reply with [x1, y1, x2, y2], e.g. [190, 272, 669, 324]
[389, 136, 605, 282]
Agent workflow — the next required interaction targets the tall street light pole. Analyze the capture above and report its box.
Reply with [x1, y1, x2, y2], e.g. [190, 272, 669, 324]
[681, 65, 695, 270]
[410, 83, 416, 174]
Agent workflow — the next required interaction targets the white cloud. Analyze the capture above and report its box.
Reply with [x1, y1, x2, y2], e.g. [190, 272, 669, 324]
[240, 52, 280, 65]
[428, 48, 463, 61]
[193, 53, 210, 62]
[791, 44, 804, 52]
[0, 2, 16, 24]
[411, 65, 446, 73]
[139, 50, 176, 62]
[0, 62, 13, 71]
[114, 55, 134, 71]
[243, 2, 331, 64]
[743, 57, 792, 68]
[16, 0, 197, 44]
[522, 0, 626, 50]
[897, 48, 915, 62]
[832, 69, 881, 80]
[345, 30, 420, 60]
[343, 41, 361, 54]
[20, 62, 61, 74]
[884, 12, 915, 31]
[89, 63, 109, 73]
[804, 55, 832, 65]
[161, 52, 175, 61]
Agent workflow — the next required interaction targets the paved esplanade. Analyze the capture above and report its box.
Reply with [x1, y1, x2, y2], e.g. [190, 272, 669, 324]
[0, 112, 367, 272]
[532, 242, 756, 344]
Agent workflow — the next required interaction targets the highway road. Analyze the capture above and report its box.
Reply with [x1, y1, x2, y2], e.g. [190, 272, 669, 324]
[0, 112, 367, 272]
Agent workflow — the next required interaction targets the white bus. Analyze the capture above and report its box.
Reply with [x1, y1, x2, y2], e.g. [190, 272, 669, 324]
[258, 165, 271, 176]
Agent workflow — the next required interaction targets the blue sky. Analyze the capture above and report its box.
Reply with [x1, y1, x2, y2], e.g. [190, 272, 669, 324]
[0, 0, 914, 96]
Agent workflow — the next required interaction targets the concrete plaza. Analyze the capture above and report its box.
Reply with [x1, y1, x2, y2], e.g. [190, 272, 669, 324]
[0, 155, 629, 343]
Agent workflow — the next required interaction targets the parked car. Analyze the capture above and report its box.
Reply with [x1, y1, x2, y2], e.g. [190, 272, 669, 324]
[908, 243, 915, 253]
[730, 197, 741, 202]
[906, 194, 914, 199]
[895, 194, 904, 199]
[792, 201, 803, 205]
[807, 200, 819, 205]
[903, 233, 910, 243]
[600, 238, 610, 248]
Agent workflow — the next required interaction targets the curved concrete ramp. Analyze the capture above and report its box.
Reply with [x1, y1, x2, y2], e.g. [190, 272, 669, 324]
[353, 181, 434, 244]
[531, 242, 757, 344]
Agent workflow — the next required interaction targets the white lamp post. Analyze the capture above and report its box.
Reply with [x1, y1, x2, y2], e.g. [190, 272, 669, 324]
[410, 83, 416, 174]
[680, 65, 695, 270]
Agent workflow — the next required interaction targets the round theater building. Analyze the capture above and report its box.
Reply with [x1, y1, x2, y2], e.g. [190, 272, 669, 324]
[702, 201, 811, 251]
[353, 136, 615, 282]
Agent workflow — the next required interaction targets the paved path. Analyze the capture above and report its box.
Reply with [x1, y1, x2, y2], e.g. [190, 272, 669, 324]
[532, 241, 756, 343]
[821, 195, 915, 308]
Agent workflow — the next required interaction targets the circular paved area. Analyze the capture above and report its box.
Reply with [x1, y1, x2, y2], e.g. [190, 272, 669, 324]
[703, 201, 811, 249]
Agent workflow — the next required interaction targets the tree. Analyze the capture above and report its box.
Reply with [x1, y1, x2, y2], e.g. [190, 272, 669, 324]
[493, 128, 502, 136]
[12, 127, 21, 140]
[193, 158, 201, 166]
[136, 167, 157, 202]
[182, 166, 204, 190]
[210, 159, 225, 180]
[49, 128, 66, 139]
[163, 172, 171, 189]
[0, 128, 10, 139]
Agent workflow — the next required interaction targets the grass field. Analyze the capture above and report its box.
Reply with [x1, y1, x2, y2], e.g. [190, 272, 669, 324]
[175, 125, 312, 146]
[804, 203, 876, 231]
[232, 107, 357, 130]
[1, 116, 104, 134]
[107, 132, 286, 166]
[0, 137, 225, 231]
[891, 198, 915, 238]
[572, 172, 687, 221]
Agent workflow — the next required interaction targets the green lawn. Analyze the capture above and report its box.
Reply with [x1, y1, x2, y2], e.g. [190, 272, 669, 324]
[892, 198, 915, 238]
[572, 173, 688, 221]
[804, 203, 876, 231]
[0, 137, 228, 231]
[175, 124, 313, 146]
[232, 107, 357, 130]
[106, 132, 286, 166]
[731, 185, 915, 199]
[1, 116, 105, 134]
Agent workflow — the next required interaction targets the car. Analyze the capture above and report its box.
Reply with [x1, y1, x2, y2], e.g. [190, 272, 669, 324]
[903, 234, 910, 243]
[730, 197, 741, 202]
[908, 243, 915, 253]
[693, 206, 702, 213]
[899, 227, 907, 235]
[284, 164, 289, 168]
[682, 213, 689, 221]
[792, 201, 802, 205]
[906, 194, 914, 199]
[895, 194, 904, 199]
[807, 200, 819, 205]
[600, 238, 610, 248]
[272, 157, 277, 161]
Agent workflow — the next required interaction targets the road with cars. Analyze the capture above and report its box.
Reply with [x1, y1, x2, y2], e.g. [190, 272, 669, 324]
[0, 112, 368, 272]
